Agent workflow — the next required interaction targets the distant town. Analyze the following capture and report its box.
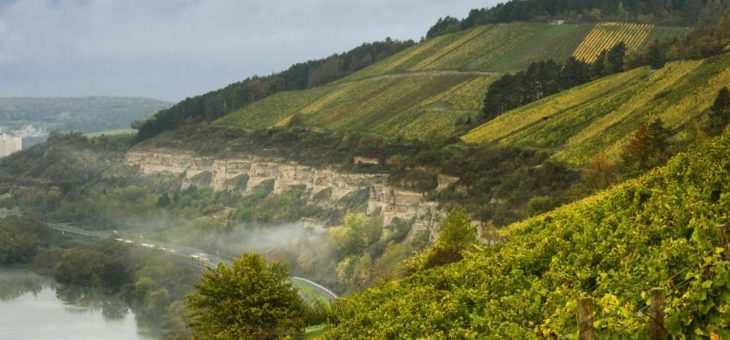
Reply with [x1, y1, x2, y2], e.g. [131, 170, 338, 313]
[0, 133, 22, 157]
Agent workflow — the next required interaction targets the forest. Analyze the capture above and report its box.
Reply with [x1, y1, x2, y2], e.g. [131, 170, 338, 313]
[427, 0, 729, 39]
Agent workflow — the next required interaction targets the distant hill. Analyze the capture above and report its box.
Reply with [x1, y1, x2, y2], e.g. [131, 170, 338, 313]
[462, 52, 730, 164]
[0, 96, 170, 144]
[215, 22, 687, 140]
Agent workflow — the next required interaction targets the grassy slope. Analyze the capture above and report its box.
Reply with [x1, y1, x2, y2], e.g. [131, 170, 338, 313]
[215, 23, 594, 140]
[463, 52, 730, 165]
[326, 128, 730, 339]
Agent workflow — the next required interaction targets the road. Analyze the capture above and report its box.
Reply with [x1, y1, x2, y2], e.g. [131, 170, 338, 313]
[49, 224, 339, 301]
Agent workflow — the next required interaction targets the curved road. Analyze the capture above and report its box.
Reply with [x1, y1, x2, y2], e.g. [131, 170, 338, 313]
[49, 224, 338, 301]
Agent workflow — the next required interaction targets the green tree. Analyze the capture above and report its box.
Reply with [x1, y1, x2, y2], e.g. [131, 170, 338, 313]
[437, 207, 476, 249]
[328, 213, 366, 257]
[415, 207, 477, 270]
[706, 87, 730, 136]
[156, 193, 171, 208]
[55, 249, 105, 286]
[0, 216, 49, 265]
[186, 253, 304, 339]
[607, 42, 627, 74]
[646, 40, 668, 69]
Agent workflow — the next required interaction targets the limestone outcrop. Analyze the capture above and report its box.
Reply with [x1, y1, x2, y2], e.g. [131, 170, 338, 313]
[124, 149, 446, 238]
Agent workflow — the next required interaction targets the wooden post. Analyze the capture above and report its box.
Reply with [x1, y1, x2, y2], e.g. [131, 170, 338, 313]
[649, 288, 665, 340]
[578, 295, 596, 340]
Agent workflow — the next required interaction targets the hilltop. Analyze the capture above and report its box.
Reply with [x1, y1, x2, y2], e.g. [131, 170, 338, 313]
[326, 126, 730, 339]
[214, 22, 687, 140]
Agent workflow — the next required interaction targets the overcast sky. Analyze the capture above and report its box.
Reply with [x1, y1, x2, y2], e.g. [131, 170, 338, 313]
[0, 0, 501, 102]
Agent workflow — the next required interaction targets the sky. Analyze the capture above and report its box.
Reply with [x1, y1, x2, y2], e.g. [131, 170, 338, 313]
[0, 0, 501, 102]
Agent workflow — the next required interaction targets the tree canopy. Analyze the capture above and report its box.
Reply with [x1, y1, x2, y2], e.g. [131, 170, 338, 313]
[427, 0, 730, 39]
[186, 253, 305, 339]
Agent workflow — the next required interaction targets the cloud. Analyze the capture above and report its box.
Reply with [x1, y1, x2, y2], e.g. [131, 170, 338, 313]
[0, 0, 499, 101]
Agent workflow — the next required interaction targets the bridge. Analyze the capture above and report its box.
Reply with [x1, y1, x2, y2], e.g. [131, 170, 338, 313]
[49, 224, 338, 301]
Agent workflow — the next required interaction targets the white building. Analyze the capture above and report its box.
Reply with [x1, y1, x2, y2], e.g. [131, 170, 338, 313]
[0, 133, 22, 157]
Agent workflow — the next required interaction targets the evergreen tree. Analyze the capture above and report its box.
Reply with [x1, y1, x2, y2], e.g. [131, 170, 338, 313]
[591, 51, 610, 78]
[559, 57, 591, 88]
[647, 40, 668, 69]
[607, 41, 627, 73]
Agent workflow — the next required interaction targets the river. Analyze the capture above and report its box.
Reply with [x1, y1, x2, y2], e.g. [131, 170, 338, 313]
[0, 268, 155, 340]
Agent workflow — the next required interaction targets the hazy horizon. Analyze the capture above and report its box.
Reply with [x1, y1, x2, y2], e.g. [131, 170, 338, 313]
[0, 0, 500, 102]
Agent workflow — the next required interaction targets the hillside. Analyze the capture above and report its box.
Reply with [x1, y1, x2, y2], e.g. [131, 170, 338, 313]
[326, 127, 730, 339]
[214, 22, 687, 140]
[573, 22, 688, 63]
[0, 96, 169, 139]
[463, 52, 730, 164]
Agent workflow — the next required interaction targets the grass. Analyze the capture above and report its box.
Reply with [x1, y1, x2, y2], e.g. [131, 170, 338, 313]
[462, 53, 730, 165]
[293, 280, 332, 308]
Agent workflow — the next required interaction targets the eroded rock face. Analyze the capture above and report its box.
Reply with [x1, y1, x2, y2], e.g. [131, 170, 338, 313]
[124, 149, 446, 238]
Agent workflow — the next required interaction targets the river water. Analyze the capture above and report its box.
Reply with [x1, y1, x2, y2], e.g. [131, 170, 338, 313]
[0, 268, 155, 340]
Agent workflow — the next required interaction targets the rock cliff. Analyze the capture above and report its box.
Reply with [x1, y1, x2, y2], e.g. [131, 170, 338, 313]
[124, 149, 446, 238]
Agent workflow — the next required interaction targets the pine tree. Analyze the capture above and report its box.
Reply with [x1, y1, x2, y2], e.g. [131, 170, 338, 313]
[607, 42, 627, 73]
[647, 41, 668, 69]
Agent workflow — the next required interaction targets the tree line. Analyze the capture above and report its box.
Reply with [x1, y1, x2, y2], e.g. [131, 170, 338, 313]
[135, 38, 415, 142]
[427, 0, 730, 39]
[630, 13, 730, 69]
[482, 42, 626, 120]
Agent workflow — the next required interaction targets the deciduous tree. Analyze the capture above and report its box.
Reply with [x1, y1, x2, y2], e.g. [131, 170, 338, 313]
[186, 253, 305, 339]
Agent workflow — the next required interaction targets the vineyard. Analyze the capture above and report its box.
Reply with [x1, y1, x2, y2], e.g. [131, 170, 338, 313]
[347, 22, 592, 79]
[572, 22, 688, 63]
[325, 126, 730, 339]
[215, 73, 497, 140]
[463, 53, 730, 165]
[211, 22, 692, 142]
